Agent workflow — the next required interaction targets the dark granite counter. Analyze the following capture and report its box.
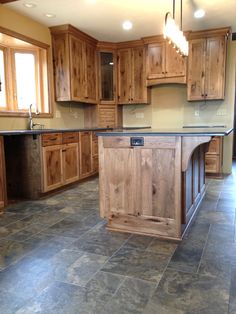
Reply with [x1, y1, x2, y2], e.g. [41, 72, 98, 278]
[0, 127, 111, 136]
[97, 126, 233, 137]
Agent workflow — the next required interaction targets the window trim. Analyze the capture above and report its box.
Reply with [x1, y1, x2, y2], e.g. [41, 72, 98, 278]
[0, 26, 53, 118]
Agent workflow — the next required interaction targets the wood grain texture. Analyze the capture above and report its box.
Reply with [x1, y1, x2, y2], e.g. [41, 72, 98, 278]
[69, 35, 86, 101]
[182, 136, 211, 172]
[51, 26, 97, 104]
[146, 40, 187, 85]
[187, 38, 206, 100]
[99, 135, 182, 239]
[79, 131, 92, 178]
[117, 48, 131, 104]
[42, 145, 63, 192]
[42, 133, 62, 146]
[51, 33, 71, 101]
[62, 143, 79, 184]
[98, 104, 117, 128]
[187, 33, 227, 101]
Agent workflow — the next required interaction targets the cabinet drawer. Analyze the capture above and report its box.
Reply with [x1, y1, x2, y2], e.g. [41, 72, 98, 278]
[205, 155, 220, 173]
[42, 133, 62, 147]
[206, 136, 221, 154]
[62, 132, 78, 144]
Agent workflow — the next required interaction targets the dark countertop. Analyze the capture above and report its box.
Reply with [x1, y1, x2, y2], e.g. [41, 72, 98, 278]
[0, 127, 111, 136]
[96, 127, 233, 137]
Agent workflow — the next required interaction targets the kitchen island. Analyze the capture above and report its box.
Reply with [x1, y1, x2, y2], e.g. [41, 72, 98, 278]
[97, 127, 233, 240]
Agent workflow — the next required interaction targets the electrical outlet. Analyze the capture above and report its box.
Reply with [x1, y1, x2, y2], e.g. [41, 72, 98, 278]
[55, 110, 61, 118]
[194, 110, 200, 116]
[135, 112, 144, 119]
[216, 109, 227, 116]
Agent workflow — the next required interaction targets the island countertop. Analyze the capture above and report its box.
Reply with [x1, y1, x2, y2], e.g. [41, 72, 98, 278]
[97, 126, 233, 137]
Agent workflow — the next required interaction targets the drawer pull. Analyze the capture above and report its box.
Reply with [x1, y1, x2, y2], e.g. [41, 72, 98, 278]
[50, 137, 58, 141]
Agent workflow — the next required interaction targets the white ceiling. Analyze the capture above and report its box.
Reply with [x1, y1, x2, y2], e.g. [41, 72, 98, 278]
[5, 0, 236, 42]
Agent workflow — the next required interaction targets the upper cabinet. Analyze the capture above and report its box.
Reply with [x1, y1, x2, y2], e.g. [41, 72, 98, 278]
[50, 25, 97, 104]
[98, 51, 116, 103]
[144, 36, 187, 86]
[117, 43, 150, 105]
[187, 28, 229, 101]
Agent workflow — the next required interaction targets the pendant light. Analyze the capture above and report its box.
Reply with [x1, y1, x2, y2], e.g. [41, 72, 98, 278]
[163, 0, 188, 56]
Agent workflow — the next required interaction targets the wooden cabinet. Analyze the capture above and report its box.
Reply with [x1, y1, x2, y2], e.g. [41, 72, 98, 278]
[42, 132, 79, 192]
[117, 45, 149, 104]
[145, 37, 186, 86]
[187, 28, 229, 101]
[50, 24, 97, 104]
[98, 103, 117, 128]
[79, 131, 92, 178]
[0, 137, 6, 210]
[91, 131, 99, 174]
[205, 136, 223, 175]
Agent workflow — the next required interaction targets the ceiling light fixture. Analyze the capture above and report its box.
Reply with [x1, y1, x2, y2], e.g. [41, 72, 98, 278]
[163, 0, 188, 56]
[44, 13, 56, 18]
[194, 9, 205, 18]
[23, 3, 36, 8]
[122, 20, 133, 31]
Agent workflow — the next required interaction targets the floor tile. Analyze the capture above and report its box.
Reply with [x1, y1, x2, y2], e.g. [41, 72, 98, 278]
[51, 249, 108, 286]
[69, 226, 130, 257]
[16, 281, 106, 314]
[102, 277, 156, 314]
[0, 239, 35, 269]
[144, 268, 230, 314]
[101, 246, 170, 283]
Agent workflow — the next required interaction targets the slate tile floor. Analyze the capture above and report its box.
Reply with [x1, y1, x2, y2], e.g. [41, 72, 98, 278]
[0, 162, 235, 314]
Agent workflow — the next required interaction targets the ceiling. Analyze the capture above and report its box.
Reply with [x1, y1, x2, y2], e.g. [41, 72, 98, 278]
[4, 0, 236, 42]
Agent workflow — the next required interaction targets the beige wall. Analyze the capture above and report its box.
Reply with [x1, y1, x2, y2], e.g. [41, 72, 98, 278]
[0, 5, 85, 130]
[123, 40, 236, 174]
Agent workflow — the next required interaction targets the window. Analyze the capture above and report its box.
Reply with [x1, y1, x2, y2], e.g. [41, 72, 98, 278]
[0, 30, 50, 115]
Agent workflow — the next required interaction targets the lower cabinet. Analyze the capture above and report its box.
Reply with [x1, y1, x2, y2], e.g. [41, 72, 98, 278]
[79, 131, 92, 178]
[205, 136, 223, 176]
[42, 133, 79, 192]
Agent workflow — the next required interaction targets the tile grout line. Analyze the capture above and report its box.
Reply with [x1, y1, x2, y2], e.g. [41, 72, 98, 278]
[196, 222, 212, 274]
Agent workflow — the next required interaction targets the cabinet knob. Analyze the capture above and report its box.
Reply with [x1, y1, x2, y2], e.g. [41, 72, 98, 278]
[201, 94, 204, 97]
[162, 71, 165, 74]
[205, 93, 208, 97]
[131, 98, 133, 101]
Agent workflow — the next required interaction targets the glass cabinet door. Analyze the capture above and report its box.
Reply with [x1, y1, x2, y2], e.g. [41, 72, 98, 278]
[100, 52, 115, 102]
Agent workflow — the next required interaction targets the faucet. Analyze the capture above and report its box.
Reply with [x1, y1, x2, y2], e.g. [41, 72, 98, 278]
[29, 104, 41, 130]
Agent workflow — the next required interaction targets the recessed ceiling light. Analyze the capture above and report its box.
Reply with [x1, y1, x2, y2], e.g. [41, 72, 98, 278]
[122, 20, 133, 31]
[45, 13, 56, 18]
[23, 3, 37, 8]
[194, 9, 205, 18]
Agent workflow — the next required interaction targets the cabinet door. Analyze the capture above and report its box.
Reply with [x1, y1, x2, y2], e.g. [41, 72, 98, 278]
[85, 42, 97, 103]
[99, 52, 115, 102]
[79, 131, 92, 178]
[69, 35, 86, 101]
[52, 34, 71, 101]
[98, 104, 117, 128]
[187, 39, 206, 101]
[205, 36, 226, 100]
[0, 137, 6, 210]
[131, 46, 147, 103]
[165, 43, 186, 78]
[42, 145, 63, 192]
[146, 42, 165, 79]
[62, 143, 79, 185]
[117, 49, 132, 104]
